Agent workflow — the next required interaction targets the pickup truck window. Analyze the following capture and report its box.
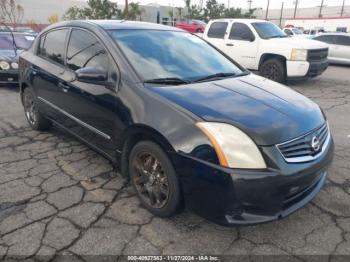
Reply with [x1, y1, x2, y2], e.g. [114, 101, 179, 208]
[252, 22, 287, 39]
[229, 23, 255, 41]
[207, 22, 228, 39]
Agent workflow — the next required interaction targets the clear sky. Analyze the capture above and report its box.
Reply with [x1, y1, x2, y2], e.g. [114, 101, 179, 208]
[107, 0, 347, 9]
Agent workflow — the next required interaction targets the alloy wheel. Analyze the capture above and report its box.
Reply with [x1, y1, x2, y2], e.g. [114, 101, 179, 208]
[132, 152, 169, 209]
[263, 63, 280, 81]
[23, 92, 37, 125]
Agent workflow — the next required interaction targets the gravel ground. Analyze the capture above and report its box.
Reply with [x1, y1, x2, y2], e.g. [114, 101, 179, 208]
[0, 65, 349, 261]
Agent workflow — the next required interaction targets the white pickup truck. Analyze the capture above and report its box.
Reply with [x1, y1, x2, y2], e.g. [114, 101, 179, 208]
[203, 19, 329, 83]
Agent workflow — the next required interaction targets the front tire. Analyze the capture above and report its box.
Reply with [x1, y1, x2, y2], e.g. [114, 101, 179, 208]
[22, 87, 51, 130]
[129, 140, 182, 217]
[260, 58, 286, 83]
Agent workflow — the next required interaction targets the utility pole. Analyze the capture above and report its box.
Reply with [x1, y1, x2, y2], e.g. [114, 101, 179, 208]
[279, 2, 284, 27]
[228, 0, 230, 9]
[265, 0, 270, 20]
[319, 0, 324, 18]
[247, 0, 253, 17]
[293, 0, 298, 18]
[247, 0, 253, 10]
[340, 0, 346, 16]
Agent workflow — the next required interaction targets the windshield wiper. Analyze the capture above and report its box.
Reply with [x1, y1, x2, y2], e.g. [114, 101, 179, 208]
[192, 72, 237, 83]
[143, 77, 191, 85]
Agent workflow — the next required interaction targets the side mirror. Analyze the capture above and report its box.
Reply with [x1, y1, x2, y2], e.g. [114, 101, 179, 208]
[75, 67, 108, 84]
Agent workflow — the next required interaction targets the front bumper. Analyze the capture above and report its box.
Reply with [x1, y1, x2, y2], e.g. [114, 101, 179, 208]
[172, 136, 334, 226]
[0, 70, 19, 85]
[286, 60, 328, 80]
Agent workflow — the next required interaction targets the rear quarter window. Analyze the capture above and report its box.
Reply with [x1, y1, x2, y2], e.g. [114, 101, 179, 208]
[207, 22, 228, 39]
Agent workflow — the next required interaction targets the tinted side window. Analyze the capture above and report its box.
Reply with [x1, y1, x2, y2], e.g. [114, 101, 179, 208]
[66, 29, 108, 72]
[40, 29, 68, 65]
[229, 23, 254, 41]
[314, 35, 336, 44]
[284, 29, 292, 35]
[207, 22, 228, 39]
[336, 35, 350, 46]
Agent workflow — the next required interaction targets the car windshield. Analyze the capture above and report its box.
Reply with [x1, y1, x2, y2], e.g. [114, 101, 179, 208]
[252, 22, 287, 39]
[109, 30, 242, 82]
[0, 34, 35, 50]
[292, 28, 303, 34]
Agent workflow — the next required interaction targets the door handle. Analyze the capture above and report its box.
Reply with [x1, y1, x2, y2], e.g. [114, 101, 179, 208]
[226, 43, 234, 46]
[58, 82, 70, 92]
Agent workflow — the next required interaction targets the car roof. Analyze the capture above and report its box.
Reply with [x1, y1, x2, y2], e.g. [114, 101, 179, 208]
[315, 32, 350, 36]
[209, 18, 267, 23]
[0, 31, 35, 36]
[46, 20, 183, 32]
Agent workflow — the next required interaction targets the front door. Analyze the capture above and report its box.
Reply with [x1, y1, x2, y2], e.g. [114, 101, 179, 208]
[58, 28, 120, 159]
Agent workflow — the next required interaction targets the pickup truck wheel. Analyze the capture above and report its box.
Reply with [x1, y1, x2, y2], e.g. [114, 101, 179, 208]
[22, 87, 51, 130]
[129, 141, 182, 217]
[260, 58, 286, 83]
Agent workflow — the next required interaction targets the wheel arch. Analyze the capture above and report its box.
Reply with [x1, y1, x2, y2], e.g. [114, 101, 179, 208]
[119, 124, 176, 179]
[258, 53, 287, 71]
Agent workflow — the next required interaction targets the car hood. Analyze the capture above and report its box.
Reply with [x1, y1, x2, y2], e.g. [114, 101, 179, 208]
[0, 49, 21, 61]
[146, 74, 325, 146]
[268, 37, 329, 49]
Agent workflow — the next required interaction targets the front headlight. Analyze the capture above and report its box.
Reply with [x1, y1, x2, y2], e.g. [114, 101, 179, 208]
[290, 49, 308, 61]
[0, 61, 10, 70]
[196, 122, 266, 169]
[11, 62, 18, 69]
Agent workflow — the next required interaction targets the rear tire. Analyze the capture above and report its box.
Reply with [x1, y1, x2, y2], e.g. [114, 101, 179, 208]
[129, 140, 182, 217]
[22, 87, 51, 131]
[260, 58, 286, 83]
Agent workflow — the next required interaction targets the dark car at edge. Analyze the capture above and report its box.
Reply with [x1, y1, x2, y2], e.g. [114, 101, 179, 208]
[0, 31, 35, 86]
[18, 20, 334, 226]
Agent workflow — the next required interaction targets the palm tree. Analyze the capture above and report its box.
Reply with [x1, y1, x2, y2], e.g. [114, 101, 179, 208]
[129, 2, 142, 21]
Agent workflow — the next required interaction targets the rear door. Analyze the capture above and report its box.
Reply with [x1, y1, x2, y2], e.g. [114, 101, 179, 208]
[32, 28, 70, 121]
[205, 21, 228, 51]
[224, 22, 257, 69]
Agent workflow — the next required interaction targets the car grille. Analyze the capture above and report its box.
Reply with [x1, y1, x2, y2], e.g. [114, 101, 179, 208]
[307, 48, 328, 62]
[277, 123, 330, 163]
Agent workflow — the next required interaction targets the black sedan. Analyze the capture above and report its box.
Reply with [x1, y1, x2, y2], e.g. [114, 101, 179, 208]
[19, 21, 334, 226]
[0, 32, 35, 85]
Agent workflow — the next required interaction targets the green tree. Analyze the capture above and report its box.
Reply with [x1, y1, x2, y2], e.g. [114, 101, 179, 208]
[203, 0, 225, 21]
[224, 7, 243, 18]
[128, 2, 143, 21]
[190, 5, 203, 20]
[63, 0, 121, 20]
[184, 0, 191, 17]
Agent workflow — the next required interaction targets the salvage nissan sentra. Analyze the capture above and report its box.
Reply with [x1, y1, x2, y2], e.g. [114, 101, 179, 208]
[19, 20, 334, 226]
